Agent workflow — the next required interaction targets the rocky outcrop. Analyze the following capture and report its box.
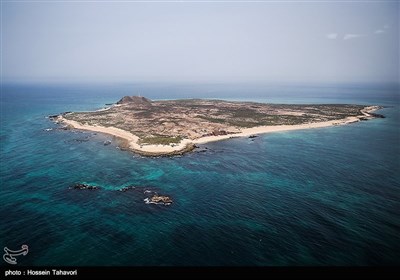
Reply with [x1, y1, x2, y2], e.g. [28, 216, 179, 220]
[369, 112, 385, 118]
[116, 96, 152, 106]
[69, 183, 173, 205]
[118, 186, 173, 205]
[70, 183, 100, 190]
[195, 147, 208, 153]
[48, 112, 71, 121]
[145, 194, 173, 205]
[103, 140, 111, 146]
[48, 114, 59, 120]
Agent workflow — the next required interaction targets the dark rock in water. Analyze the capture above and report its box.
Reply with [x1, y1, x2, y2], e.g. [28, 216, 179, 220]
[70, 183, 100, 190]
[48, 114, 59, 120]
[115, 184, 172, 205]
[370, 112, 385, 118]
[57, 126, 69, 130]
[105, 103, 114, 106]
[249, 135, 258, 139]
[359, 117, 369, 121]
[116, 96, 152, 106]
[103, 140, 112, 146]
[194, 145, 208, 153]
[117, 186, 172, 205]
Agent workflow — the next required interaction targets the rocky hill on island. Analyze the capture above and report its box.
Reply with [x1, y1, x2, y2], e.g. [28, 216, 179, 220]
[116, 96, 152, 106]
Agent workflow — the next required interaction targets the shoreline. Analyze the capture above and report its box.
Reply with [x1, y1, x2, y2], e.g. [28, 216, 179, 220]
[57, 106, 381, 156]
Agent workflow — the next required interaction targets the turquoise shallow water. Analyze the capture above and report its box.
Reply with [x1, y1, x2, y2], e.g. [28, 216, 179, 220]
[0, 83, 399, 265]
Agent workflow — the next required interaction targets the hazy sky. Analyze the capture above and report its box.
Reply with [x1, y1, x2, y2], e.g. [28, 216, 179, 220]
[2, 1, 399, 83]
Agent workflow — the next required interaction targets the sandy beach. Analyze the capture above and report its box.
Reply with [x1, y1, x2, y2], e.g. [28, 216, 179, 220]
[59, 106, 380, 156]
[59, 118, 193, 155]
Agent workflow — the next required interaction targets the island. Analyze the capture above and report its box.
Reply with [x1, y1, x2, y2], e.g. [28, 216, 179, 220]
[51, 96, 383, 156]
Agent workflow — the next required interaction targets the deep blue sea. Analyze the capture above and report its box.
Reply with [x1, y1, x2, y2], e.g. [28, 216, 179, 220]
[1, 82, 399, 266]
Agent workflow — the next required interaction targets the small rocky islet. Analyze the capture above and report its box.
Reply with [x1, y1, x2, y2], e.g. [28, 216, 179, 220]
[69, 183, 173, 205]
[118, 185, 173, 205]
[145, 194, 173, 205]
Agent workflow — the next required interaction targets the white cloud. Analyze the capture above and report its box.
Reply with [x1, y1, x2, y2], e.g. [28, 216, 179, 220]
[374, 29, 385, 34]
[326, 33, 338, 39]
[343, 34, 365, 40]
